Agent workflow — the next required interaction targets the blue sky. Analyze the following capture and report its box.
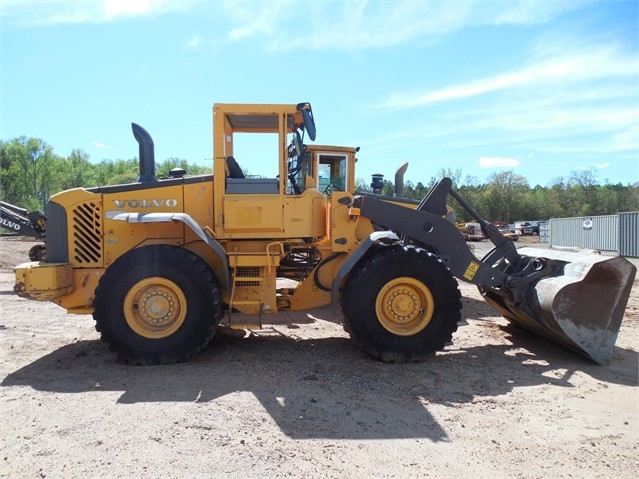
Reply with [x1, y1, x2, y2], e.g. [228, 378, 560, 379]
[2, 0, 638, 187]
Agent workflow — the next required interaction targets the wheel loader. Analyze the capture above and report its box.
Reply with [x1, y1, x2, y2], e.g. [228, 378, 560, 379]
[13, 102, 636, 365]
[1, 201, 46, 240]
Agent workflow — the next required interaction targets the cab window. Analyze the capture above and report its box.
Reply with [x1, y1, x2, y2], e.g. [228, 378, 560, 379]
[318, 154, 347, 194]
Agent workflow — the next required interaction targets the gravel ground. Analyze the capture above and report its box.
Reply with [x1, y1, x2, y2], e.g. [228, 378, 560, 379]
[1, 237, 637, 479]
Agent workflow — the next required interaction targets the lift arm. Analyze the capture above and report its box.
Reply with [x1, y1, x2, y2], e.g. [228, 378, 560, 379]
[352, 178, 550, 293]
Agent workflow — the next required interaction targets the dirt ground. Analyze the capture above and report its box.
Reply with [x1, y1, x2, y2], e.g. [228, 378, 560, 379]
[0, 237, 637, 479]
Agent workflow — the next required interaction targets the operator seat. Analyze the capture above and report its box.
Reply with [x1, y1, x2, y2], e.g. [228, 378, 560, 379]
[226, 156, 245, 179]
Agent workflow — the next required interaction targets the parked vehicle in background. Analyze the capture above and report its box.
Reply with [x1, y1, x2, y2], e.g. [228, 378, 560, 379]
[498, 227, 518, 241]
[463, 222, 485, 241]
[523, 221, 540, 235]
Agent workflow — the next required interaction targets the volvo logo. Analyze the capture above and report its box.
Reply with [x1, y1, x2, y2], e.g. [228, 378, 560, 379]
[1, 217, 20, 230]
[113, 198, 178, 208]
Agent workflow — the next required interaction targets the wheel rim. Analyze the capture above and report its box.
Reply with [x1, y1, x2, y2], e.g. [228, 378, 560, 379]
[375, 277, 435, 336]
[124, 277, 187, 339]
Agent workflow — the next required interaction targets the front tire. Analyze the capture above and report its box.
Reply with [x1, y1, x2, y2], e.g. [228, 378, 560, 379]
[342, 245, 461, 362]
[93, 245, 223, 365]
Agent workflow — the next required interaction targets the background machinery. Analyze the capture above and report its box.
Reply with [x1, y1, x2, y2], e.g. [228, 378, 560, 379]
[1, 201, 47, 261]
[13, 102, 636, 365]
[1, 201, 45, 239]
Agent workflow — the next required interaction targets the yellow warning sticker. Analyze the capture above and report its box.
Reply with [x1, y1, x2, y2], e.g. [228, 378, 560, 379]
[463, 261, 480, 281]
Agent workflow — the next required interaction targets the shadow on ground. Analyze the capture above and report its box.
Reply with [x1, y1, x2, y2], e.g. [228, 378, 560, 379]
[3, 321, 636, 441]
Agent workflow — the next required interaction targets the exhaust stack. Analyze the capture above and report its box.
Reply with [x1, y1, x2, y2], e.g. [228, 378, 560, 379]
[394, 162, 409, 197]
[132, 123, 156, 183]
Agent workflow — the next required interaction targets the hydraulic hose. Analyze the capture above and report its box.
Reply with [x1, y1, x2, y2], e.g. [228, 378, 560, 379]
[313, 252, 343, 291]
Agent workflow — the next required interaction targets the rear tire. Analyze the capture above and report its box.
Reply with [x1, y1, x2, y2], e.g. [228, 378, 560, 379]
[93, 245, 223, 365]
[342, 245, 461, 362]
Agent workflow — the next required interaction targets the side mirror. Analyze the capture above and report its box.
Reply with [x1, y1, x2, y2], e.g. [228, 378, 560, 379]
[298, 103, 316, 141]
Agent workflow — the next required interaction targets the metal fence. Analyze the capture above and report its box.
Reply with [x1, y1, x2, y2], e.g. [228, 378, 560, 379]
[547, 212, 638, 256]
[619, 212, 639, 257]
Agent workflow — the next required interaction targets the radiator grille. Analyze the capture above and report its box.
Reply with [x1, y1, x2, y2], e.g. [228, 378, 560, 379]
[236, 267, 261, 286]
[72, 202, 103, 266]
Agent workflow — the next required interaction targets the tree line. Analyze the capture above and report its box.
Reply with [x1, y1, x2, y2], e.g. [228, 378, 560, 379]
[1, 136, 211, 211]
[1, 136, 637, 223]
[357, 168, 638, 223]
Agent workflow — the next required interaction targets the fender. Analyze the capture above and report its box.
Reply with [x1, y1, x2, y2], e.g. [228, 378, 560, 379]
[106, 211, 231, 292]
[330, 230, 400, 309]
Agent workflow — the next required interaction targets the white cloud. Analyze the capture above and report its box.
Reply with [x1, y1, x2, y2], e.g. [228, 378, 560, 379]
[594, 162, 610, 169]
[217, 0, 587, 52]
[374, 34, 638, 164]
[458, 96, 638, 156]
[103, 0, 161, 19]
[610, 125, 639, 153]
[479, 157, 520, 168]
[1, 0, 194, 25]
[1, 1, 591, 46]
[223, 1, 288, 42]
[92, 141, 109, 148]
[492, 0, 594, 26]
[380, 45, 636, 109]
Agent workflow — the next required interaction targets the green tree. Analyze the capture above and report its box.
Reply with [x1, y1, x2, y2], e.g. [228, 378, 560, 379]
[538, 178, 567, 219]
[482, 171, 529, 222]
[57, 149, 97, 190]
[567, 169, 598, 216]
[354, 177, 371, 192]
[402, 180, 415, 198]
[429, 167, 463, 189]
[413, 181, 428, 199]
[94, 158, 139, 185]
[156, 158, 212, 178]
[0, 137, 60, 209]
[381, 179, 395, 196]
[592, 183, 638, 215]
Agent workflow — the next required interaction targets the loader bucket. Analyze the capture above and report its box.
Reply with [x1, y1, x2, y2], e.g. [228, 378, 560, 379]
[480, 247, 636, 365]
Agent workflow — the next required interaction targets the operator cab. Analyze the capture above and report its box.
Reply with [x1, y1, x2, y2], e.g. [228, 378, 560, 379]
[287, 142, 354, 196]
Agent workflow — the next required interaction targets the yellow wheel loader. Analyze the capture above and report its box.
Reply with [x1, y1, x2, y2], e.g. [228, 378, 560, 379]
[14, 102, 636, 365]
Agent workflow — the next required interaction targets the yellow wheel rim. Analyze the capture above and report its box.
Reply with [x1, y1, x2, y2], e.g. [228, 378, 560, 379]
[124, 277, 187, 339]
[375, 277, 435, 336]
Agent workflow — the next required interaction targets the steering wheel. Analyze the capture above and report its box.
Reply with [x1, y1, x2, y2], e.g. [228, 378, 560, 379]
[323, 182, 343, 195]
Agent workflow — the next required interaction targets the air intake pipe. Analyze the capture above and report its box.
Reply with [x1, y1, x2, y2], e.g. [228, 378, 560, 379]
[371, 174, 384, 194]
[132, 123, 156, 183]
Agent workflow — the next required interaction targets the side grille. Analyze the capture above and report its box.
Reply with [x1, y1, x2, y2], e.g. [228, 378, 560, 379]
[72, 202, 103, 266]
[235, 266, 261, 286]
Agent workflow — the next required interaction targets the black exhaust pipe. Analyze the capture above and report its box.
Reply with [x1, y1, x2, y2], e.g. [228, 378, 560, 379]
[131, 123, 156, 183]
